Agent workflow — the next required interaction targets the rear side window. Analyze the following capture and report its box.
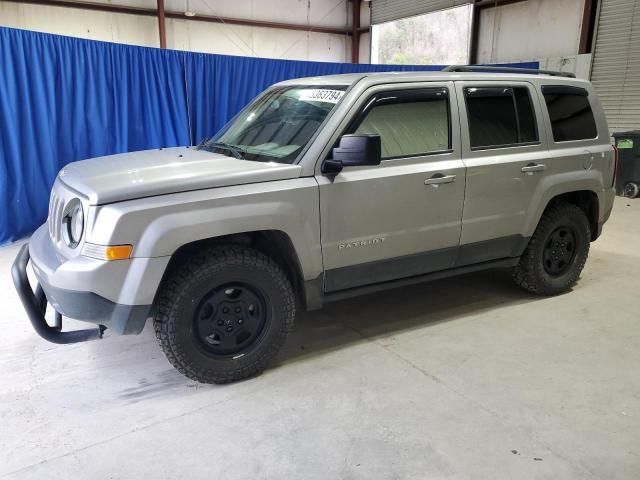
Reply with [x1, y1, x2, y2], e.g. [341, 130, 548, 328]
[542, 86, 597, 142]
[351, 88, 450, 159]
[464, 86, 539, 149]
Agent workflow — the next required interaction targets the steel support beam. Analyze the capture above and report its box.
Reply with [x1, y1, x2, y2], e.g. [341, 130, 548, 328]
[157, 0, 166, 49]
[579, 0, 598, 54]
[469, 2, 481, 65]
[474, 0, 528, 8]
[351, 0, 362, 63]
[163, 11, 351, 36]
[8, 0, 353, 37]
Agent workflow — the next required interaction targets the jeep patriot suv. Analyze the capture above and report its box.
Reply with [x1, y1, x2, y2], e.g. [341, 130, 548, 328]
[13, 66, 617, 383]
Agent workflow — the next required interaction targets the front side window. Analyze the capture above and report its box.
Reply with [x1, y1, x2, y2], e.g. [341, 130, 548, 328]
[542, 86, 597, 142]
[465, 86, 539, 149]
[202, 85, 347, 164]
[351, 88, 450, 159]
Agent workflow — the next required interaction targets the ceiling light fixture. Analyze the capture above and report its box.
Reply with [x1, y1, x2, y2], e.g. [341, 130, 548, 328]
[184, 0, 195, 17]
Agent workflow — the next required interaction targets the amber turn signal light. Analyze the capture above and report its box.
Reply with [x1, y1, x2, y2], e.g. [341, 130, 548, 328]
[82, 243, 133, 261]
[104, 245, 133, 261]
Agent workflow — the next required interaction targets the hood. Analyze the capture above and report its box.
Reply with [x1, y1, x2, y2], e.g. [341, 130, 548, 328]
[58, 147, 303, 205]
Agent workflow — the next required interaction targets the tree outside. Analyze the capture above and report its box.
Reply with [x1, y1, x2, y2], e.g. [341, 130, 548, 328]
[372, 6, 472, 65]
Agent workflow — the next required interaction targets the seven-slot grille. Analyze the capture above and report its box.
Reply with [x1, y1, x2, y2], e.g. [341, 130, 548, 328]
[48, 189, 64, 244]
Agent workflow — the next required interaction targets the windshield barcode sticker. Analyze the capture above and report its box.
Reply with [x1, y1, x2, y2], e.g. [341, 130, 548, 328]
[298, 89, 345, 104]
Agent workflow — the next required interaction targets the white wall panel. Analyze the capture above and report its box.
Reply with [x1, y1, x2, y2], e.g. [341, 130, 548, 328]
[537, 54, 593, 80]
[51, 0, 158, 9]
[359, 31, 371, 63]
[167, 17, 253, 55]
[167, 17, 348, 61]
[477, 0, 585, 63]
[165, 0, 348, 28]
[0, 1, 158, 46]
[308, 31, 349, 62]
[46, 0, 350, 27]
[360, 0, 371, 27]
[168, 0, 253, 21]
[0, 0, 354, 62]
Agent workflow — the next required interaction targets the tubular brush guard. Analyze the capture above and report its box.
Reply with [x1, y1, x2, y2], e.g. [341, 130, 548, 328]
[11, 244, 104, 344]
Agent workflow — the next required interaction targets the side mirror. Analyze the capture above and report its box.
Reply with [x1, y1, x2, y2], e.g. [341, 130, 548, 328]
[322, 134, 381, 174]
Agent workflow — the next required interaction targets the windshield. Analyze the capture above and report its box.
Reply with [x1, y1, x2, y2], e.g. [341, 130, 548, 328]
[200, 85, 347, 164]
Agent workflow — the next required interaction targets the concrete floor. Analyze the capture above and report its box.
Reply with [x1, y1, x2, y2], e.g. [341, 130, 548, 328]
[1, 198, 639, 479]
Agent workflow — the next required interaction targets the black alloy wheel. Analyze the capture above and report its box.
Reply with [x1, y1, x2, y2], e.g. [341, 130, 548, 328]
[513, 202, 590, 296]
[194, 283, 269, 357]
[154, 245, 295, 384]
[542, 226, 577, 276]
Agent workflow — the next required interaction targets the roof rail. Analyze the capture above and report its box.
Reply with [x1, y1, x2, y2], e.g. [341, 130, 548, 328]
[442, 65, 576, 78]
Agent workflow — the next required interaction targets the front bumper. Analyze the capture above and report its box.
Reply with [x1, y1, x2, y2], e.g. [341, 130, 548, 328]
[11, 225, 168, 343]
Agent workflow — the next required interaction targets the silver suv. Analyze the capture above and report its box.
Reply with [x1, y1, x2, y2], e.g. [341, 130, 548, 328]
[12, 66, 617, 383]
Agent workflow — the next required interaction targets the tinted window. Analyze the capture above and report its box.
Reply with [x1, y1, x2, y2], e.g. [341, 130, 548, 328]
[514, 88, 538, 142]
[352, 89, 450, 159]
[465, 86, 539, 149]
[542, 86, 597, 141]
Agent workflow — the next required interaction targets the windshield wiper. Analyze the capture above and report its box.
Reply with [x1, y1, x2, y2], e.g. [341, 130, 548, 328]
[196, 136, 211, 148]
[201, 141, 246, 160]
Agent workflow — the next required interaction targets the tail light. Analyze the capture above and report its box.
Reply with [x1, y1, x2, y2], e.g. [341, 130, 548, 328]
[612, 144, 619, 187]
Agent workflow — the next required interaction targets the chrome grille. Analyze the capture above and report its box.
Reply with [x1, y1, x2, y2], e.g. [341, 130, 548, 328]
[48, 188, 65, 244]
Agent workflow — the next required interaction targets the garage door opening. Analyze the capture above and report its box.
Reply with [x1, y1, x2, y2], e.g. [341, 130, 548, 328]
[371, 5, 473, 65]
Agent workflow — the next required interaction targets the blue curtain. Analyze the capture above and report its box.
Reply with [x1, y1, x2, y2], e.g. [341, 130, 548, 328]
[0, 26, 538, 244]
[0, 28, 190, 243]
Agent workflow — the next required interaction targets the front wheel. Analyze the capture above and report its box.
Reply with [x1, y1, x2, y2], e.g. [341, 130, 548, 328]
[153, 245, 295, 384]
[513, 203, 591, 296]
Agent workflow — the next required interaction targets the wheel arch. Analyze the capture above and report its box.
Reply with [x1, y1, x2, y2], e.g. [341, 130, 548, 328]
[157, 230, 311, 309]
[540, 190, 600, 241]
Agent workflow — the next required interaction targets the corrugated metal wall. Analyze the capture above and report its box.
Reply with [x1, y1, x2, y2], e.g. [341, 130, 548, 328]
[591, 0, 640, 134]
[371, 0, 469, 24]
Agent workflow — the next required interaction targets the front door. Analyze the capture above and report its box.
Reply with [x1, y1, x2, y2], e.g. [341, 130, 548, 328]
[316, 83, 466, 292]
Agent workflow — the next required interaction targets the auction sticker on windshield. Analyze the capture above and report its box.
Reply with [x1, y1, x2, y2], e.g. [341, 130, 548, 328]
[298, 89, 345, 104]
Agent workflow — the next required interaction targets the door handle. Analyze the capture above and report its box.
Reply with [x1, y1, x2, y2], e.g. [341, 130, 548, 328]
[521, 163, 546, 174]
[424, 174, 456, 186]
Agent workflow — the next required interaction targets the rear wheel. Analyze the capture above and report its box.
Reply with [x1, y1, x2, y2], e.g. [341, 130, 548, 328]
[513, 203, 591, 295]
[624, 182, 639, 199]
[153, 245, 295, 384]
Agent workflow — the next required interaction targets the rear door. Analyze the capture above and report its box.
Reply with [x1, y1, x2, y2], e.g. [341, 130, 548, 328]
[455, 81, 551, 265]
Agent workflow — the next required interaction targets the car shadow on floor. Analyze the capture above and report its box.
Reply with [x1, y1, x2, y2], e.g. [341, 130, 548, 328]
[98, 267, 557, 396]
[276, 268, 555, 367]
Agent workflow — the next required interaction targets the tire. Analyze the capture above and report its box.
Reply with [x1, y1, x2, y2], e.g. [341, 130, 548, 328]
[153, 245, 295, 384]
[624, 182, 639, 199]
[513, 202, 591, 296]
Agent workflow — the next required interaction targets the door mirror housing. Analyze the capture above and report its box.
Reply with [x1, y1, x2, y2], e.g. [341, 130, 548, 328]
[322, 134, 382, 174]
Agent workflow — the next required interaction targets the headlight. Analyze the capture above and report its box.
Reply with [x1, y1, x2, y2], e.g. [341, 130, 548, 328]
[62, 198, 84, 248]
